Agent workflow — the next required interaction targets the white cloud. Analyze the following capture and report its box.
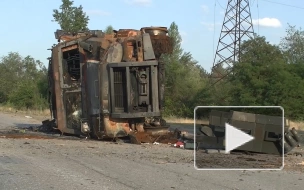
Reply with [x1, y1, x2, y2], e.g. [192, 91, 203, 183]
[201, 22, 221, 31]
[180, 31, 188, 44]
[252, 17, 282, 28]
[201, 5, 209, 14]
[124, 0, 152, 6]
[85, 10, 111, 16]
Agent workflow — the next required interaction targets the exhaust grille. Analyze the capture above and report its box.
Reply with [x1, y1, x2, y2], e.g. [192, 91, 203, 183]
[113, 68, 127, 111]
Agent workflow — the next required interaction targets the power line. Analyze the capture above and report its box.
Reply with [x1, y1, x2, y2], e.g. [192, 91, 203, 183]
[216, 0, 225, 10]
[212, 1, 216, 59]
[261, 0, 304, 9]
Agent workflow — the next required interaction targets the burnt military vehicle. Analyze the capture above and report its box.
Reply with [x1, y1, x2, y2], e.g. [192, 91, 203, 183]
[47, 27, 172, 139]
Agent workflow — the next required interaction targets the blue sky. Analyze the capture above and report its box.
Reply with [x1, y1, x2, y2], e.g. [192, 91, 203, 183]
[0, 0, 303, 72]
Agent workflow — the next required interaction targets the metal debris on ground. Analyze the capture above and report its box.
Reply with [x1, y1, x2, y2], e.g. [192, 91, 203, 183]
[297, 161, 304, 165]
[173, 141, 184, 148]
[28, 119, 58, 133]
[204, 149, 227, 154]
[129, 130, 179, 145]
[0, 119, 60, 139]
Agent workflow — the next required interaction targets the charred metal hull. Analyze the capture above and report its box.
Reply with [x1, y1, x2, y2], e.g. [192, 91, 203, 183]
[48, 27, 173, 139]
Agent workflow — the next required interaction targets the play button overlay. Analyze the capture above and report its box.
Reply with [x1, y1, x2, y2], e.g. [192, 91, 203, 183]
[225, 123, 254, 154]
[194, 106, 284, 170]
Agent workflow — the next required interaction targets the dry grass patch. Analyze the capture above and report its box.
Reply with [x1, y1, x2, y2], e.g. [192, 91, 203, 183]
[288, 120, 304, 131]
[164, 116, 208, 125]
[0, 105, 50, 117]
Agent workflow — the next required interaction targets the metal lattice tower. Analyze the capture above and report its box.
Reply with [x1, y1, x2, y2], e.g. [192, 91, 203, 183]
[210, 0, 254, 85]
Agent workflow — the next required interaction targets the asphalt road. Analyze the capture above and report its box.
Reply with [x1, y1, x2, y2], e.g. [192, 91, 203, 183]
[0, 112, 303, 190]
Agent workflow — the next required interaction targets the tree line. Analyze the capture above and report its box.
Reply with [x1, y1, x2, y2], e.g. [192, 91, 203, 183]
[0, 53, 48, 110]
[1, 0, 304, 121]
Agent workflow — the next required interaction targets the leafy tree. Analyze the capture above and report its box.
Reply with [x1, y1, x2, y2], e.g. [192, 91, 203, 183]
[0, 52, 48, 109]
[280, 24, 304, 64]
[52, 0, 89, 33]
[228, 36, 304, 118]
[162, 22, 208, 117]
[104, 25, 114, 34]
[8, 81, 38, 109]
[163, 22, 183, 62]
[0, 52, 24, 100]
[229, 36, 284, 105]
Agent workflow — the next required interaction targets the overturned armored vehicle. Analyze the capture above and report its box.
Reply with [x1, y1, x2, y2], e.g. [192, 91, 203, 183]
[47, 27, 172, 139]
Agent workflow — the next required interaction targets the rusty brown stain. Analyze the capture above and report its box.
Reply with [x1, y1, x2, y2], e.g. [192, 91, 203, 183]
[54, 72, 59, 81]
[104, 34, 115, 40]
[122, 37, 139, 62]
[116, 29, 140, 38]
[255, 125, 264, 140]
[122, 40, 132, 61]
[127, 30, 140, 37]
[62, 44, 78, 52]
[103, 117, 130, 138]
[150, 35, 173, 57]
[136, 36, 143, 62]
[0, 134, 52, 139]
[52, 46, 65, 132]
[126, 42, 133, 60]
[100, 39, 110, 50]
[140, 27, 168, 35]
[135, 123, 144, 132]
[130, 131, 178, 144]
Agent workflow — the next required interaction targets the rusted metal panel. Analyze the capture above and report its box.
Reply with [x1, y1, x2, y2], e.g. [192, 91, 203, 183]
[140, 27, 168, 35]
[100, 39, 111, 50]
[64, 91, 82, 130]
[106, 42, 123, 63]
[52, 46, 65, 132]
[158, 61, 165, 111]
[230, 111, 256, 122]
[85, 60, 100, 115]
[107, 60, 161, 118]
[209, 110, 228, 127]
[142, 33, 156, 60]
[149, 35, 173, 58]
[104, 34, 115, 39]
[62, 44, 78, 52]
[103, 116, 130, 137]
[136, 36, 144, 62]
[151, 65, 159, 112]
[122, 37, 137, 62]
[107, 60, 158, 67]
[99, 62, 109, 115]
[116, 29, 140, 38]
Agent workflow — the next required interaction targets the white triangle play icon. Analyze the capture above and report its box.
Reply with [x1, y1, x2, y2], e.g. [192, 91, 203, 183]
[225, 123, 255, 154]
